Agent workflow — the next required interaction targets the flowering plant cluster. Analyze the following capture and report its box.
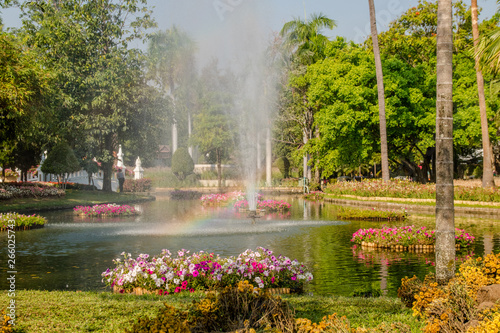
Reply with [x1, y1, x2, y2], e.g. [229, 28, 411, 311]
[102, 247, 313, 294]
[200, 191, 255, 206]
[2, 169, 18, 177]
[0, 212, 46, 231]
[0, 182, 65, 200]
[336, 206, 408, 221]
[303, 191, 325, 201]
[233, 199, 291, 212]
[326, 178, 500, 202]
[74, 204, 138, 217]
[326, 179, 435, 199]
[351, 225, 475, 248]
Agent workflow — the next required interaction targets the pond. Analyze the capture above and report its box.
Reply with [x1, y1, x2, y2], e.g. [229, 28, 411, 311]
[2, 195, 500, 297]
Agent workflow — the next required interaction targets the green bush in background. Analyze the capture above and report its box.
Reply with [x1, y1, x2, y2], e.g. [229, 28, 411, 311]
[171, 148, 194, 180]
[275, 157, 290, 179]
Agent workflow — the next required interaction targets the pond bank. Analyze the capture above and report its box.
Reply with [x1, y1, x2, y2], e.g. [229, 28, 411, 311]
[0, 190, 155, 214]
[326, 196, 500, 217]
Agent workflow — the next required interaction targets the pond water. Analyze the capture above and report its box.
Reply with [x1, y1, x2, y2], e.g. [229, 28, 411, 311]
[2, 195, 500, 297]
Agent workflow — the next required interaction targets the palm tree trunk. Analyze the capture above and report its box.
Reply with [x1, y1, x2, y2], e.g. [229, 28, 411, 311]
[472, 0, 495, 188]
[266, 126, 272, 187]
[435, 0, 455, 284]
[368, 0, 390, 182]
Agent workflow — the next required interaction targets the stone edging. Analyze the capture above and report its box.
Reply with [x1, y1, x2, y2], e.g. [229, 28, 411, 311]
[112, 285, 291, 295]
[360, 241, 464, 252]
[325, 197, 500, 216]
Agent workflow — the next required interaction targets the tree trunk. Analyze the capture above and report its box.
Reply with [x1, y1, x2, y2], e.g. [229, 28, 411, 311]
[188, 112, 193, 158]
[216, 148, 222, 189]
[101, 134, 114, 192]
[435, 0, 455, 284]
[266, 126, 272, 187]
[472, 0, 495, 188]
[369, 0, 390, 182]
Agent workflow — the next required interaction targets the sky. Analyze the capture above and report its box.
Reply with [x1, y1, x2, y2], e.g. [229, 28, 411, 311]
[1, 0, 498, 65]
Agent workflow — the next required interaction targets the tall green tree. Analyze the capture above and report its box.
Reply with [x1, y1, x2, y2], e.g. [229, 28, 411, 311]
[471, 0, 495, 188]
[0, 30, 55, 179]
[147, 26, 197, 156]
[21, 0, 156, 191]
[435, 0, 455, 284]
[368, 0, 390, 181]
[279, 13, 335, 183]
[190, 63, 237, 188]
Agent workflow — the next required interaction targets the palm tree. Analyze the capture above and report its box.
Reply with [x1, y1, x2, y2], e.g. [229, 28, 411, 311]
[435, 0, 455, 284]
[147, 26, 196, 156]
[475, 0, 500, 73]
[368, 0, 390, 182]
[280, 13, 336, 63]
[472, 0, 495, 188]
[280, 13, 335, 183]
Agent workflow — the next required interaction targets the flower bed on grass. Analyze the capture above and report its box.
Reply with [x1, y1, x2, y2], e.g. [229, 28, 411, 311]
[74, 204, 138, 218]
[0, 212, 46, 231]
[326, 178, 500, 202]
[303, 191, 324, 201]
[0, 181, 65, 200]
[200, 191, 248, 206]
[351, 226, 474, 250]
[234, 199, 291, 212]
[102, 247, 313, 295]
[337, 206, 408, 221]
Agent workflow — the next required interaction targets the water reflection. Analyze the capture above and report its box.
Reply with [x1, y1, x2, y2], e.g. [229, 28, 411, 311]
[2, 195, 500, 296]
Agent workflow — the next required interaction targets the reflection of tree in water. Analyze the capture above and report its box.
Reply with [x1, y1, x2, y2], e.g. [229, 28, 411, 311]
[352, 246, 475, 295]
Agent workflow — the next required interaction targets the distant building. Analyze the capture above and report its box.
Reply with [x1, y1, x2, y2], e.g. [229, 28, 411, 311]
[156, 145, 172, 167]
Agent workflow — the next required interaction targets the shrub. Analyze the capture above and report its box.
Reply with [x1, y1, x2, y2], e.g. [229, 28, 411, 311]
[275, 157, 290, 178]
[171, 148, 194, 180]
[123, 178, 152, 192]
[398, 254, 500, 333]
[295, 314, 411, 333]
[190, 281, 296, 333]
[0, 308, 13, 333]
[184, 173, 200, 186]
[40, 142, 81, 186]
[308, 181, 321, 192]
[125, 304, 190, 333]
[170, 190, 202, 200]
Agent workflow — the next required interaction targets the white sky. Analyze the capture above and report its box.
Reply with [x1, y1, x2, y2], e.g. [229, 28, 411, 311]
[1, 0, 498, 66]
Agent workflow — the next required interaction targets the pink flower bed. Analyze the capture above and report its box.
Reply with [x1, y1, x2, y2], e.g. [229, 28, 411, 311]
[74, 204, 138, 217]
[351, 225, 475, 248]
[234, 199, 291, 212]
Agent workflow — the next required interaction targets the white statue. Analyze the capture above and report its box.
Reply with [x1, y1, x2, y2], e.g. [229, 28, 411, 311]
[134, 156, 144, 180]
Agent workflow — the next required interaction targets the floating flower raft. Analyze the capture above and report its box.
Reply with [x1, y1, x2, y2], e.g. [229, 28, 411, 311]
[102, 247, 313, 295]
[234, 199, 291, 212]
[74, 204, 138, 217]
[0, 212, 46, 231]
[351, 225, 474, 252]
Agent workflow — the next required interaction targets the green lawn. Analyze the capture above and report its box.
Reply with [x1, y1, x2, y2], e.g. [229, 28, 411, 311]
[0, 190, 155, 213]
[0, 290, 424, 332]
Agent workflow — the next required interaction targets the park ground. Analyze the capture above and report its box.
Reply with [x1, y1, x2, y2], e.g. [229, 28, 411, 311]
[2, 178, 500, 332]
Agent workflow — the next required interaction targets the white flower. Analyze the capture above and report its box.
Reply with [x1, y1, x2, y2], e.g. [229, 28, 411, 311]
[174, 278, 180, 285]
